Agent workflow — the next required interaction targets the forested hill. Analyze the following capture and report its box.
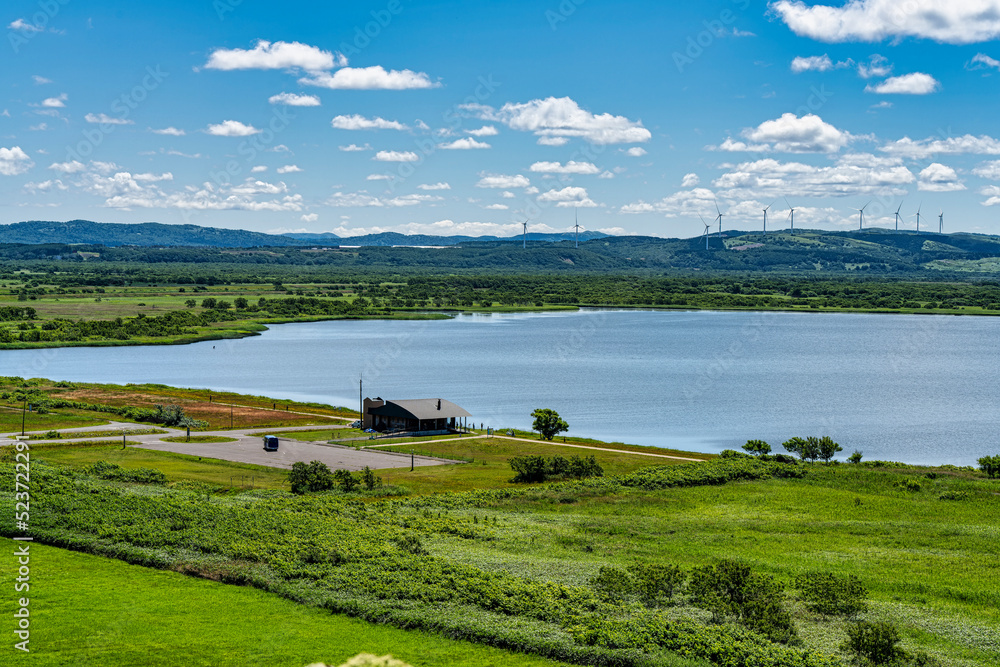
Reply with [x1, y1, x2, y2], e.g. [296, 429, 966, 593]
[5, 225, 1000, 276]
[0, 220, 606, 248]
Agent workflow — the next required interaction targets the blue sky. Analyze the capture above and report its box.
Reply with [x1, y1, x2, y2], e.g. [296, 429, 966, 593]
[3, 0, 1000, 238]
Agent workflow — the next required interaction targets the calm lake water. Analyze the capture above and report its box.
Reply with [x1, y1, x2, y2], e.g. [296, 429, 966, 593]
[5, 309, 997, 466]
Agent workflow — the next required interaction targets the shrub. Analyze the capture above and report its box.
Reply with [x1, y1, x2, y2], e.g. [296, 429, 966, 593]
[742, 439, 771, 456]
[361, 466, 381, 490]
[842, 621, 905, 666]
[629, 563, 685, 605]
[86, 461, 166, 485]
[289, 460, 335, 494]
[509, 455, 603, 483]
[334, 468, 359, 492]
[589, 566, 635, 601]
[688, 559, 797, 643]
[978, 454, 1000, 478]
[794, 571, 867, 616]
[848, 450, 864, 464]
[719, 449, 751, 459]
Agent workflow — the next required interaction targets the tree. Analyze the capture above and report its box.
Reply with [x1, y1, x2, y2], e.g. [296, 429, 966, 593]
[848, 450, 864, 464]
[742, 439, 771, 456]
[842, 621, 905, 666]
[289, 460, 335, 494]
[816, 436, 843, 463]
[783, 436, 821, 462]
[688, 559, 796, 643]
[200, 297, 217, 309]
[333, 468, 359, 492]
[233, 297, 249, 309]
[531, 408, 568, 440]
[184, 299, 196, 308]
[978, 455, 1000, 479]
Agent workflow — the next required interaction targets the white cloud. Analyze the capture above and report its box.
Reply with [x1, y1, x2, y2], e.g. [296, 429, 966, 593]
[620, 187, 719, 217]
[268, 92, 321, 106]
[918, 162, 965, 191]
[277, 164, 302, 173]
[716, 113, 851, 153]
[501, 191, 515, 198]
[206, 120, 261, 136]
[32, 75, 52, 85]
[374, 150, 419, 162]
[0, 147, 34, 176]
[529, 160, 600, 174]
[300, 66, 437, 90]
[270, 144, 291, 153]
[537, 136, 569, 146]
[466, 96, 651, 144]
[41, 94, 67, 108]
[339, 143, 371, 152]
[770, 0, 1000, 44]
[981, 185, 1000, 206]
[133, 172, 173, 182]
[476, 174, 531, 189]
[9, 19, 42, 32]
[973, 160, 1000, 179]
[85, 113, 133, 125]
[152, 126, 185, 136]
[418, 182, 451, 190]
[881, 134, 1000, 159]
[48, 160, 86, 174]
[857, 54, 892, 78]
[205, 40, 342, 71]
[331, 115, 408, 131]
[790, 54, 852, 72]
[251, 165, 268, 173]
[484, 203, 509, 210]
[331, 219, 549, 238]
[624, 147, 647, 157]
[326, 191, 442, 207]
[366, 173, 394, 181]
[598, 170, 615, 179]
[681, 173, 700, 187]
[712, 154, 914, 199]
[23, 179, 67, 193]
[537, 186, 597, 207]
[865, 72, 939, 94]
[28, 123, 48, 131]
[301, 213, 318, 222]
[466, 125, 498, 136]
[869, 101, 893, 110]
[968, 52, 1000, 71]
[438, 137, 491, 150]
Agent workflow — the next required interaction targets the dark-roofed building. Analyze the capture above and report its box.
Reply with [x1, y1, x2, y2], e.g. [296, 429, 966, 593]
[362, 397, 471, 433]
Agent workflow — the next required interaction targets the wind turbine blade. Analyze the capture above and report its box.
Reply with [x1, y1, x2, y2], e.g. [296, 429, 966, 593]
[895, 201, 904, 214]
[862, 200, 872, 211]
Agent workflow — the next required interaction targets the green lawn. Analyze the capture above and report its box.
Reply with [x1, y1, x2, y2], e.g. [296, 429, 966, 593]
[0, 406, 107, 434]
[0, 539, 571, 667]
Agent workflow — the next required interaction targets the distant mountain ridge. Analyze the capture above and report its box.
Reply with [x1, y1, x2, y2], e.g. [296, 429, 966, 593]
[0, 220, 607, 248]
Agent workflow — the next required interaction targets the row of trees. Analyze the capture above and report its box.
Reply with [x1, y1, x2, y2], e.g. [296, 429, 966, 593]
[742, 437, 844, 462]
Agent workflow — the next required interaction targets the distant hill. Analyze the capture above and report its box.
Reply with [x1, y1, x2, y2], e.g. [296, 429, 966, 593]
[0, 220, 607, 248]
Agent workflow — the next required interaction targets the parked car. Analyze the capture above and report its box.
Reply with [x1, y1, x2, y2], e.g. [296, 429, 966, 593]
[263, 435, 279, 451]
[349, 420, 362, 428]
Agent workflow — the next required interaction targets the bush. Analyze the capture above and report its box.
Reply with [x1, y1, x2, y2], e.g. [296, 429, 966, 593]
[719, 449, 752, 459]
[842, 621, 905, 665]
[589, 566, 635, 601]
[361, 466, 381, 490]
[334, 468, 359, 492]
[289, 460, 335, 494]
[794, 571, 867, 616]
[742, 439, 771, 456]
[509, 455, 603, 483]
[688, 559, 797, 643]
[86, 461, 166, 485]
[629, 563, 685, 605]
[848, 450, 864, 464]
[978, 454, 1000, 478]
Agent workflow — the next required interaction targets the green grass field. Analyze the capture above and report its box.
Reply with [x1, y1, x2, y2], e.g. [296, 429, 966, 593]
[0, 539, 572, 667]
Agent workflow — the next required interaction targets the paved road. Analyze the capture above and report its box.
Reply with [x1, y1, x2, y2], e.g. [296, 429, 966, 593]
[4, 422, 460, 471]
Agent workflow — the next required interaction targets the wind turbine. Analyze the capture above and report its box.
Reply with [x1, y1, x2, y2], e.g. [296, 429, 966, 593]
[574, 208, 580, 249]
[853, 201, 872, 231]
[939, 210, 944, 234]
[785, 198, 796, 232]
[893, 201, 904, 231]
[522, 219, 528, 249]
[763, 201, 775, 235]
[914, 203, 922, 233]
[714, 200, 724, 239]
[700, 215, 711, 250]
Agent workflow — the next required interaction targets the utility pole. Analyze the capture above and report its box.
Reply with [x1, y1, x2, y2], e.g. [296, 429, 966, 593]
[359, 374, 363, 428]
[230, 404, 233, 429]
[21, 397, 26, 436]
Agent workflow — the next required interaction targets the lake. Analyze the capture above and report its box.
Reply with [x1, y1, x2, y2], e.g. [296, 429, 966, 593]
[5, 309, 997, 466]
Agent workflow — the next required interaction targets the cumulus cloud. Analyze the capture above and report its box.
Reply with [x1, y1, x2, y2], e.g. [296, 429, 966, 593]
[476, 174, 531, 189]
[205, 40, 342, 71]
[865, 72, 939, 94]
[716, 113, 851, 153]
[418, 182, 451, 190]
[339, 143, 371, 151]
[681, 173, 700, 187]
[438, 137, 490, 149]
[276, 164, 302, 173]
[465, 125, 498, 136]
[537, 136, 569, 146]
[9, 18, 43, 32]
[330, 219, 551, 238]
[32, 75, 52, 84]
[366, 173, 394, 181]
[48, 160, 87, 174]
[23, 179, 67, 193]
[857, 54, 892, 78]
[268, 92, 321, 106]
[712, 154, 914, 199]
[790, 54, 852, 72]
[374, 150, 419, 162]
[251, 165, 268, 173]
[331, 115, 408, 131]
[85, 113, 133, 125]
[41, 94, 67, 108]
[881, 134, 1000, 159]
[151, 126, 185, 136]
[918, 162, 965, 191]
[0, 147, 34, 176]
[620, 187, 719, 217]
[484, 203, 508, 210]
[624, 147, 647, 157]
[529, 160, 600, 174]
[300, 66, 437, 90]
[973, 160, 1000, 179]
[465, 96, 651, 144]
[537, 186, 597, 207]
[770, 0, 1000, 44]
[326, 191, 443, 207]
[301, 213, 319, 222]
[968, 52, 1000, 71]
[206, 120, 260, 136]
